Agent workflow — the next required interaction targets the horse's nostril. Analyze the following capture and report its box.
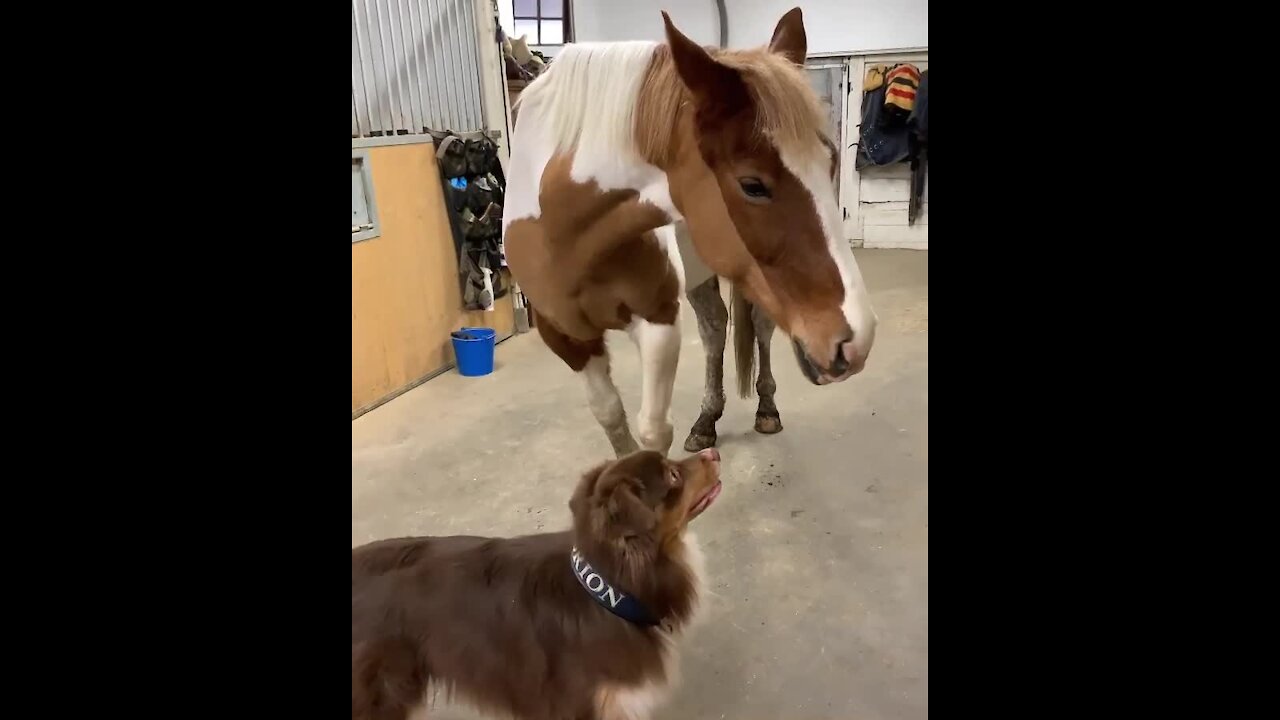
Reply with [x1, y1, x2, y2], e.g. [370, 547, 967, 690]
[828, 336, 854, 376]
[829, 352, 849, 376]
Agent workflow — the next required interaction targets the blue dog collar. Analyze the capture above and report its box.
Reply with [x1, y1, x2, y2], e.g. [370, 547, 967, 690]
[570, 547, 658, 627]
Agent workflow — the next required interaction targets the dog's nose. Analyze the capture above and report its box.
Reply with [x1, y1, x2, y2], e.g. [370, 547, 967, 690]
[699, 448, 720, 462]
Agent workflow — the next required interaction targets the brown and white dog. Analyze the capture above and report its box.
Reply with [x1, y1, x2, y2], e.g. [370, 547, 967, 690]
[351, 448, 723, 720]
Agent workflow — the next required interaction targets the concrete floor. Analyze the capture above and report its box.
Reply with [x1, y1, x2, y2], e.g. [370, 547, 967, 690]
[352, 249, 928, 719]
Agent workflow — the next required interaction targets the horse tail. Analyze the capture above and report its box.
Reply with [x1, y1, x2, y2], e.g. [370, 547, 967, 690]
[731, 282, 757, 399]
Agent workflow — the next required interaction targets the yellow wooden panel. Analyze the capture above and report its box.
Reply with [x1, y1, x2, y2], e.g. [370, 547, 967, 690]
[352, 142, 514, 413]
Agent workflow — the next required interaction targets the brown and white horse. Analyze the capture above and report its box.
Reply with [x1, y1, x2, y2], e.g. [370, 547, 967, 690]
[503, 8, 877, 458]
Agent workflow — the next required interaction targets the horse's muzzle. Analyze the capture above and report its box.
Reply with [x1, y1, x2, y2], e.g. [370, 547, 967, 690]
[792, 338, 866, 385]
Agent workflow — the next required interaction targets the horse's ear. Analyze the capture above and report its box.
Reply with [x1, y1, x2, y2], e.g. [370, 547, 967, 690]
[768, 7, 807, 66]
[662, 11, 749, 123]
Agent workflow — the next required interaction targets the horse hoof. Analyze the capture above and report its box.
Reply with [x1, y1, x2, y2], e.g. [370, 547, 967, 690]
[754, 415, 783, 434]
[683, 433, 717, 452]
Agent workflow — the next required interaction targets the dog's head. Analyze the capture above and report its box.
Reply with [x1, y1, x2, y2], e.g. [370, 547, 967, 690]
[569, 449, 722, 556]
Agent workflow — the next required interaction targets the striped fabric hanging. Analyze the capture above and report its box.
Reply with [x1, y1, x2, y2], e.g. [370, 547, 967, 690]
[884, 64, 921, 117]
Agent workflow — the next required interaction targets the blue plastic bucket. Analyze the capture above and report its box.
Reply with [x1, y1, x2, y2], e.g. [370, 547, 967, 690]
[450, 326, 496, 376]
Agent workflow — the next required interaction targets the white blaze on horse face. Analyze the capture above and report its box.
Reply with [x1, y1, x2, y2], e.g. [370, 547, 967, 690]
[775, 140, 878, 362]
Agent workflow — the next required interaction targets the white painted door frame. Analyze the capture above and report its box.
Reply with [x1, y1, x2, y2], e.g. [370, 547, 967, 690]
[471, 0, 513, 173]
[840, 49, 928, 247]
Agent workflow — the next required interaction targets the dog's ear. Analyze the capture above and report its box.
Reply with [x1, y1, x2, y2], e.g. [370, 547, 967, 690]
[574, 471, 657, 547]
[595, 476, 659, 567]
[569, 457, 663, 557]
[569, 461, 610, 521]
[602, 477, 658, 540]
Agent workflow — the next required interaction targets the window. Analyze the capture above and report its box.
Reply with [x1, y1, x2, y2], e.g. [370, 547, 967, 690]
[352, 151, 380, 243]
[512, 0, 569, 46]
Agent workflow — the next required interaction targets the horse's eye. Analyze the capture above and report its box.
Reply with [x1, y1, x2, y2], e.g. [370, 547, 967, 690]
[738, 177, 772, 200]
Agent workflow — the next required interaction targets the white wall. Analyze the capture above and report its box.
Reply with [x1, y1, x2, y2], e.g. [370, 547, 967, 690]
[571, 0, 926, 54]
[728, 0, 926, 54]
[573, 1, 720, 45]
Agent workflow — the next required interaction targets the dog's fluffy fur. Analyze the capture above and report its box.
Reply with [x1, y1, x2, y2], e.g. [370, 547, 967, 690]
[351, 449, 723, 720]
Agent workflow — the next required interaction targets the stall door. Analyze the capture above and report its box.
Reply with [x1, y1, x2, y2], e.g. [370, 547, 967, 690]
[854, 55, 928, 249]
[806, 63, 845, 196]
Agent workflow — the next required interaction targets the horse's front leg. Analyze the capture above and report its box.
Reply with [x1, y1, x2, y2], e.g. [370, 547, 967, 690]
[752, 303, 783, 434]
[683, 276, 727, 452]
[534, 310, 639, 457]
[631, 316, 681, 456]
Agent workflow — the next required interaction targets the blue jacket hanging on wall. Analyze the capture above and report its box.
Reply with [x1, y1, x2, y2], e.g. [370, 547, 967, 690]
[854, 66, 929, 226]
[854, 64, 916, 170]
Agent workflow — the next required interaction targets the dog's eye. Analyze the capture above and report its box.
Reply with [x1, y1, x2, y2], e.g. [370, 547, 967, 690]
[669, 468, 682, 487]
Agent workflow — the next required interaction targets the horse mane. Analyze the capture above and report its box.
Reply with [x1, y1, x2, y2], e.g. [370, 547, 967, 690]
[637, 44, 831, 165]
[514, 41, 659, 164]
[518, 40, 830, 166]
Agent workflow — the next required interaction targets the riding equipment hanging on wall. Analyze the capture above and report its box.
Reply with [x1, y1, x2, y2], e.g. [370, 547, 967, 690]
[434, 133, 508, 310]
